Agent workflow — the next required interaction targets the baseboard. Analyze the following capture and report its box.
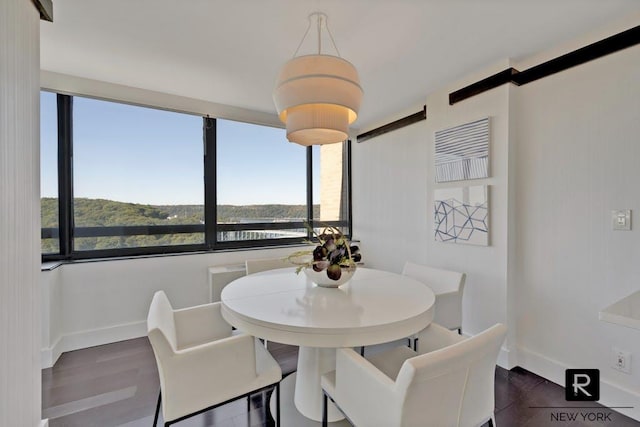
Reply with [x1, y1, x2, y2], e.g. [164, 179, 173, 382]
[40, 419, 49, 427]
[518, 346, 640, 422]
[40, 336, 62, 369]
[41, 321, 147, 368]
[497, 345, 518, 370]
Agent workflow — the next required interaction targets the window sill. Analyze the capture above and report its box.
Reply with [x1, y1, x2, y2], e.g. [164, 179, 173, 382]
[41, 261, 63, 271]
[40, 242, 316, 270]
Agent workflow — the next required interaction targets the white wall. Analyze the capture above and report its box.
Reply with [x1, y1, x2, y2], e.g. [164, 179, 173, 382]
[513, 41, 640, 417]
[353, 19, 640, 420]
[41, 266, 62, 367]
[352, 59, 518, 366]
[0, 0, 42, 426]
[41, 70, 281, 128]
[40, 246, 301, 366]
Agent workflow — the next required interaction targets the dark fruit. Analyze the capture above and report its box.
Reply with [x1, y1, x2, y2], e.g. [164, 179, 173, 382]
[313, 246, 328, 260]
[313, 260, 329, 272]
[328, 247, 345, 263]
[323, 238, 336, 252]
[326, 264, 342, 281]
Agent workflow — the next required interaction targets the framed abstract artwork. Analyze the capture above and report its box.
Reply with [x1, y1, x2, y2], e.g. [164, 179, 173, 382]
[434, 185, 489, 246]
[435, 117, 489, 183]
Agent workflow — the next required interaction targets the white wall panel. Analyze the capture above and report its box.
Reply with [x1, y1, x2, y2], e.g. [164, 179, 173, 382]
[0, 0, 42, 425]
[513, 43, 640, 419]
[352, 60, 515, 363]
[353, 21, 640, 419]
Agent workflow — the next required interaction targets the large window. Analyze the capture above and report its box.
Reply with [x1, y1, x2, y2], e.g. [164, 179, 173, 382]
[215, 119, 309, 244]
[41, 92, 351, 260]
[72, 96, 204, 252]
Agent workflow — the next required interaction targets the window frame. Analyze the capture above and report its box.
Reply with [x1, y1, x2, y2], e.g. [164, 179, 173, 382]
[41, 92, 352, 261]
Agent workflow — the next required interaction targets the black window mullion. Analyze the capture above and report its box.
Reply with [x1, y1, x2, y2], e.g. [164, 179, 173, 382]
[346, 139, 353, 238]
[57, 94, 74, 259]
[306, 146, 314, 239]
[203, 117, 217, 249]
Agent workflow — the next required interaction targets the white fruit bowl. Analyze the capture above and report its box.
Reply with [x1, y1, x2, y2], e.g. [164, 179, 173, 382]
[303, 266, 356, 288]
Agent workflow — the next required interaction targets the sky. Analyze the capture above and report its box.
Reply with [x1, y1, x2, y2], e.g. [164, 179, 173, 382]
[41, 92, 321, 206]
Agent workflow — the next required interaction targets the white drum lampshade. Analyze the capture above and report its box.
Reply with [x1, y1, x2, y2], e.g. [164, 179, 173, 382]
[273, 14, 363, 146]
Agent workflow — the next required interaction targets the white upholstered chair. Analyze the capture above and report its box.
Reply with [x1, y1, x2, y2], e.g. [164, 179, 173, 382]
[321, 323, 506, 427]
[147, 291, 282, 426]
[245, 257, 296, 275]
[402, 261, 466, 334]
[361, 262, 466, 357]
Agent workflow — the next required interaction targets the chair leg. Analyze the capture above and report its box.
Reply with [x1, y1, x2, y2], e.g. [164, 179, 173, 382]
[153, 391, 161, 427]
[360, 346, 365, 356]
[247, 394, 250, 413]
[413, 337, 418, 352]
[276, 383, 281, 427]
[263, 389, 269, 425]
[322, 392, 328, 427]
[458, 328, 462, 335]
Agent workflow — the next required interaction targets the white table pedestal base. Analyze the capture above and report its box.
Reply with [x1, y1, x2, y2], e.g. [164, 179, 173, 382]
[270, 373, 350, 427]
[295, 346, 343, 422]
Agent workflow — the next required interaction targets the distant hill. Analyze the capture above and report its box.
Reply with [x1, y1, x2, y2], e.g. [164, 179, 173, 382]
[41, 198, 320, 252]
[216, 204, 319, 222]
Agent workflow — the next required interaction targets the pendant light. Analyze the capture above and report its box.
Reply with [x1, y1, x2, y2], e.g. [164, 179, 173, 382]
[273, 13, 363, 146]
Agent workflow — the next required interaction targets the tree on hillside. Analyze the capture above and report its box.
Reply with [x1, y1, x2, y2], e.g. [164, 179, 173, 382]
[41, 198, 318, 252]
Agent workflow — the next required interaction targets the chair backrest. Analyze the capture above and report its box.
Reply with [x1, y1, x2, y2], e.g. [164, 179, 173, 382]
[395, 323, 507, 427]
[147, 291, 178, 359]
[402, 262, 466, 329]
[245, 257, 294, 275]
[401, 261, 466, 296]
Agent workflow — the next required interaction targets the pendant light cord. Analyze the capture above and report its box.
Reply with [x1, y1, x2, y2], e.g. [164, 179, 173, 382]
[324, 16, 341, 57]
[292, 17, 312, 58]
[292, 12, 341, 58]
[317, 13, 322, 54]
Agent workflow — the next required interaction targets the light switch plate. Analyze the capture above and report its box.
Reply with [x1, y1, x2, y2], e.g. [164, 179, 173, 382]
[612, 210, 631, 231]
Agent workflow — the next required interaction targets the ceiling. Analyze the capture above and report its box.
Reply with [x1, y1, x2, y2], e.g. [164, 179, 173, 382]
[40, 0, 639, 131]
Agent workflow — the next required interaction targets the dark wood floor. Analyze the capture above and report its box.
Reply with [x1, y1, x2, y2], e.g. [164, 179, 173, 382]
[42, 337, 639, 427]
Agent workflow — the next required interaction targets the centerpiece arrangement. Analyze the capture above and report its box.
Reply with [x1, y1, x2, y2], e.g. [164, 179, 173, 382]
[288, 224, 362, 287]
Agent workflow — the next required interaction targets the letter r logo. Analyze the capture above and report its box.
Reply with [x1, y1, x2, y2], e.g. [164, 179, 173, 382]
[572, 374, 591, 396]
[565, 369, 599, 401]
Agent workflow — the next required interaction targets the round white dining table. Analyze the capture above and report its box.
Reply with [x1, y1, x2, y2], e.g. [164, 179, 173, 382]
[220, 267, 435, 426]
